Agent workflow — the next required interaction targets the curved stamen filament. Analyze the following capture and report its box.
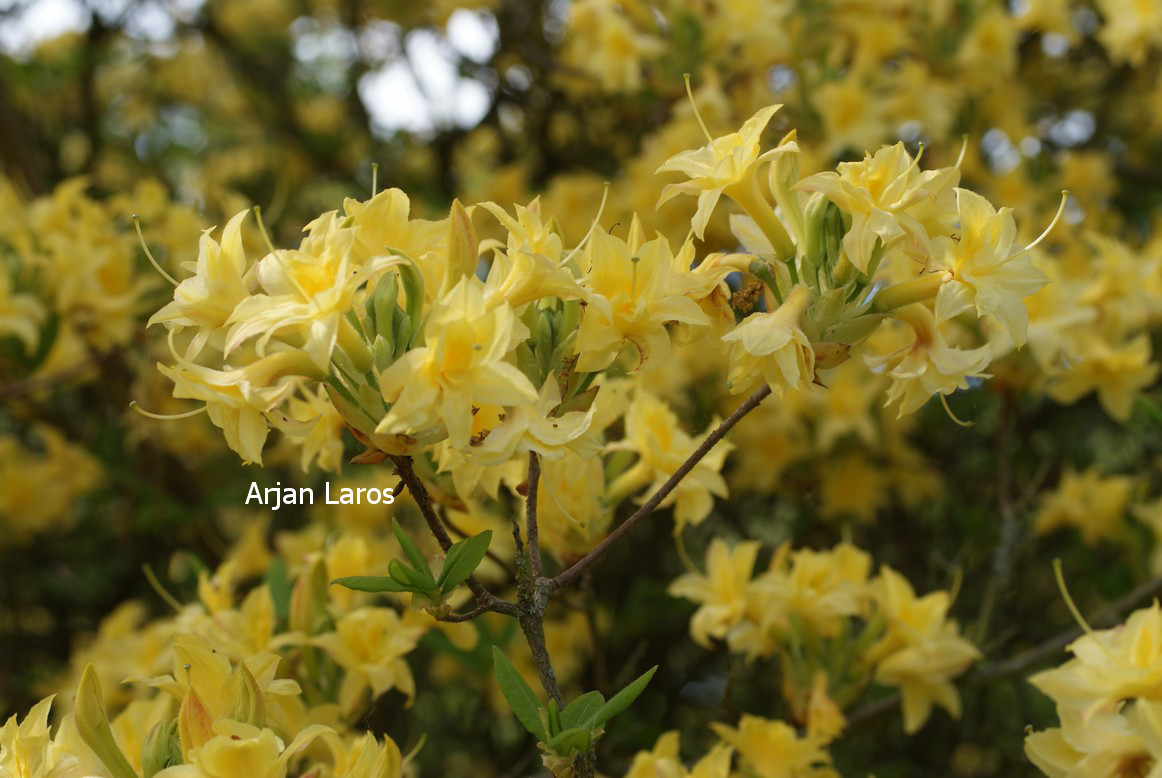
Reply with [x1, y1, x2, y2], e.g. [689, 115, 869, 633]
[129, 400, 208, 420]
[559, 181, 610, 268]
[683, 73, 714, 144]
[253, 205, 278, 255]
[132, 215, 179, 287]
[1011, 190, 1068, 259]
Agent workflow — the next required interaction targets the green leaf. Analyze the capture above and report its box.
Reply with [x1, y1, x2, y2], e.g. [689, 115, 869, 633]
[560, 691, 604, 731]
[392, 311, 411, 362]
[388, 559, 430, 591]
[492, 646, 548, 742]
[546, 698, 561, 738]
[331, 575, 410, 594]
[264, 557, 292, 620]
[545, 727, 592, 756]
[592, 666, 657, 727]
[391, 519, 436, 587]
[370, 272, 398, 340]
[438, 530, 492, 592]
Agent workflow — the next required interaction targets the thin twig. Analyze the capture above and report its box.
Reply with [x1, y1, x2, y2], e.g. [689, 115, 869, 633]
[438, 603, 494, 623]
[527, 451, 544, 581]
[441, 505, 517, 580]
[550, 384, 772, 591]
[390, 455, 517, 618]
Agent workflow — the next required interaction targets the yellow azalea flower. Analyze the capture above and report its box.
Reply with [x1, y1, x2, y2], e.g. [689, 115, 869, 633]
[225, 213, 387, 371]
[478, 198, 564, 265]
[625, 731, 733, 778]
[531, 451, 611, 561]
[562, 0, 664, 92]
[276, 385, 346, 474]
[721, 284, 815, 396]
[796, 142, 959, 273]
[149, 210, 253, 358]
[668, 538, 760, 648]
[155, 720, 331, 778]
[865, 304, 991, 417]
[342, 188, 448, 298]
[576, 227, 709, 373]
[933, 188, 1048, 346]
[377, 276, 537, 448]
[1033, 467, 1133, 545]
[1025, 704, 1150, 778]
[1048, 333, 1160, 422]
[158, 349, 321, 465]
[0, 697, 71, 778]
[868, 567, 980, 734]
[709, 715, 832, 778]
[466, 374, 601, 466]
[312, 607, 425, 714]
[482, 243, 586, 310]
[806, 672, 846, 743]
[0, 426, 101, 544]
[1095, 0, 1162, 66]
[609, 387, 732, 531]
[1030, 601, 1162, 717]
[138, 635, 301, 728]
[0, 268, 45, 354]
[319, 731, 404, 778]
[656, 104, 786, 241]
[818, 454, 889, 523]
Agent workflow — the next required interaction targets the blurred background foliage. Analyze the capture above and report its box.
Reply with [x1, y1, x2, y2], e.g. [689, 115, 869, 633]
[2, 0, 1162, 775]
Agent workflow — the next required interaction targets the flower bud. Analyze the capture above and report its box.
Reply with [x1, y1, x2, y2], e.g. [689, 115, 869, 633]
[141, 718, 181, 778]
[446, 199, 479, 292]
[74, 664, 138, 778]
[231, 665, 266, 728]
[289, 556, 330, 635]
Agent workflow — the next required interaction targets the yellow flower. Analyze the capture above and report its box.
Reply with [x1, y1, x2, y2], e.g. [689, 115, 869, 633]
[155, 720, 331, 778]
[933, 188, 1048, 346]
[466, 374, 601, 466]
[319, 732, 404, 778]
[1095, 0, 1162, 66]
[625, 731, 732, 778]
[796, 142, 959, 273]
[868, 567, 980, 734]
[377, 276, 537, 448]
[0, 268, 45, 354]
[668, 538, 760, 648]
[343, 188, 448, 298]
[313, 607, 424, 714]
[1034, 467, 1133, 545]
[721, 284, 815, 396]
[709, 715, 832, 778]
[865, 305, 991, 417]
[609, 387, 732, 531]
[149, 210, 253, 358]
[657, 103, 787, 241]
[531, 451, 611, 561]
[576, 227, 709, 373]
[1030, 601, 1162, 716]
[1048, 333, 1159, 422]
[225, 213, 387, 371]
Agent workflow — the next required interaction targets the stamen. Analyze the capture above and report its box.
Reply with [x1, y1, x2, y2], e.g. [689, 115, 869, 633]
[142, 564, 184, 613]
[253, 206, 278, 254]
[630, 255, 640, 298]
[559, 181, 611, 268]
[132, 215, 179, 287]
[371, 162, 379, 197]
[674, 532, 700, 575]
[129, 400, 208, 420]
[683, 73, 714, 144]
[939, 393, 973, 427]
[1011, 191, 1068, 259]
[955, 135, 969, 169]
[1053, 558, 1094, 635]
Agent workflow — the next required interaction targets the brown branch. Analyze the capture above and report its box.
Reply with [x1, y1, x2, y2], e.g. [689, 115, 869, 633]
[549, 384, 772, 591]
[390, 455, 516, 618]
[527, 451, 544, 581]
[438, 603, 495, 623]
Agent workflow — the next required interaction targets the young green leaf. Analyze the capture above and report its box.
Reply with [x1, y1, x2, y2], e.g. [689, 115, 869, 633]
[388, 559, 430, 591]
[545, 727, 592, 756]
[391, 519, 436, 587]
[437, 530, 493, 592]
[559, 690, 605, 731]
[592, 665, 658, 728]
[546, 698, 561, 738]
[393, 258, 425, 347]
[330, 575, 410, 594]
[491, 646, 548, 742]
